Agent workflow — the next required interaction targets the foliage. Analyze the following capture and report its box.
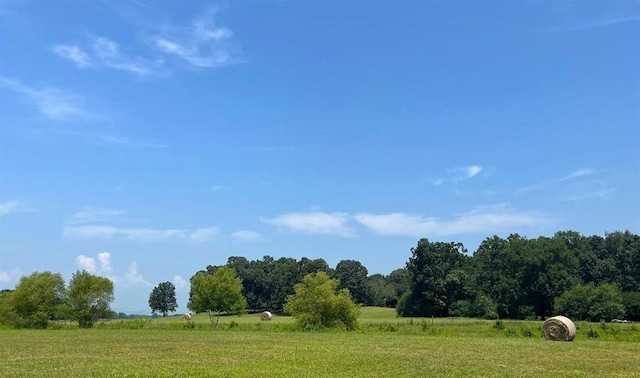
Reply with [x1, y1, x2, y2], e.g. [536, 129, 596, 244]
[188, 266, 247, 328]
[0, 289, 16, 326]
[555, 283, 624, 322]
[622, 291, 640, 321]
[333, 259, 371, 305]
[66, 270, 115, 328]
[10, 271, 66, 328]
[148, 281, 178, 317]
[284, 272, 359, 330]
[400, 239, 470, 317]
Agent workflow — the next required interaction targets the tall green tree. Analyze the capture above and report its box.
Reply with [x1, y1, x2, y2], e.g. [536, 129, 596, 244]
[400, 239, 470, 317]
[10, 271, 66, 328]
[188, 266, 247, 328]
[285, 272, 359, 330]
[0, 289, 16, 326]
[148, 281, 178, 317]
[333, 260, 371, 305]
[66, 270, 114, 328]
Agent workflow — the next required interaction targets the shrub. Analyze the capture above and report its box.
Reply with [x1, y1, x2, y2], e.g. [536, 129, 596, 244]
[622, 291, 640, 321]
[555, 283, 624, 322]
[284, 272, 360, 331]
[586, 328, 599, 338]
[493, 320, 505, 330]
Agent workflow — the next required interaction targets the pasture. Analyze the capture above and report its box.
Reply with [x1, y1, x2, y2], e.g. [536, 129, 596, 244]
[1, 308, 639, 377]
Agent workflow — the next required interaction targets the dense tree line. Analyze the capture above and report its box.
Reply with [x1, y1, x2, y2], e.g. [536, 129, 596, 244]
[198, 230, 638, 322]
[197, 256, 410, 313]
[399, 231, 640, 321]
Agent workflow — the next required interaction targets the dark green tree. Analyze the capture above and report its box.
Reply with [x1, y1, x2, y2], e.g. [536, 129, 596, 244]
[148, 281, 177, 317]
[333, 260, 371, 305]
[66, 270, 114, 328]
[400, 239, 470, 317]
[10, 271, 66, 328]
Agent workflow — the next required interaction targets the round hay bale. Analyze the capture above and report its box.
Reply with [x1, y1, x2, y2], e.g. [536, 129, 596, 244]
[260, 311, 272, 321]
[181, 313, 192, 321]
[543, 316, 576, 341]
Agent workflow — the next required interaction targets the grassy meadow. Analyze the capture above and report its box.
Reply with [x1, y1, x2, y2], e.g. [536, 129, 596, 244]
[1, 308, 639, 377]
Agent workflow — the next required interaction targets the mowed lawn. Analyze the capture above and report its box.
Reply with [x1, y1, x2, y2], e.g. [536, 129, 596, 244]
[1, 308, 639, 377]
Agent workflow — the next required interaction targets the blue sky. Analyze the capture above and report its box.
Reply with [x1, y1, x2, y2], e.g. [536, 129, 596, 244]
[0, 0, 638, 313]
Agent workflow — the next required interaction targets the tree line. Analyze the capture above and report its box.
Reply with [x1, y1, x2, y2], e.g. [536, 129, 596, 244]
[198, 230, 639, 321]
[1, 229, 638, 329]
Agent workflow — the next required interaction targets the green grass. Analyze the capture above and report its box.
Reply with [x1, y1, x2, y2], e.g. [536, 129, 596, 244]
[1, 308, 639, 377]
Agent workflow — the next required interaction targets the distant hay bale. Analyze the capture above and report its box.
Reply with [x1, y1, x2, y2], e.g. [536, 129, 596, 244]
[260, 311, 272, 321]
[181, 313, 192, 321]
[543, 316, 576, 341]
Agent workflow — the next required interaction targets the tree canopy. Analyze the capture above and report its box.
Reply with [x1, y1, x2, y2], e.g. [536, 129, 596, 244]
[149, 281, 178, 317]
[65, 270, 115, 328]
[188, 266, 247, 328]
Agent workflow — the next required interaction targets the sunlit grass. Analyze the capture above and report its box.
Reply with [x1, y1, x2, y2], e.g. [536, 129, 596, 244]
[2, 308, 639, 377]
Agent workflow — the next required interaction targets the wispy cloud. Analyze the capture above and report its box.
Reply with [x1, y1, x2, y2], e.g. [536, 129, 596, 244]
[231, 230, 264, 242]
[559, 187, 617, 202]
[262, 212, 355, 237]
[354, 205, 547, 237]
[53, 8, 240, 75]
[0, 77, 95, 120]
[68, 207, 124, 225]
[155, 10, 238, 68]
[0, 200, 21, 216]
[52, 45, 92, 68]
[97, 134, 168, 149]
[64, 225, 219, 243]
[548, 15, 640, 32]
[560, 168, 594, 181]
[432, 165, 483, 185]
[124, 262, 152, 287]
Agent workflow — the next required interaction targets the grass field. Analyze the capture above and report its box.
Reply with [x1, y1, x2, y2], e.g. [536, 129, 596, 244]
[1, 308, 639, 377]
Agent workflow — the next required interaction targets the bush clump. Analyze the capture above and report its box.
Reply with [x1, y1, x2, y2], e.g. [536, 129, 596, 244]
[284, 272, 360, 330]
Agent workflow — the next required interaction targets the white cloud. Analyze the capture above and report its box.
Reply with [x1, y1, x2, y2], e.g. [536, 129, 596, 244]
[0, 77, 94, 120]
[432, 165, 483, 185]
[231, 230, 264, 242]
[52, 45, 92, 68]
[0, 200, 20, 216]
[0, 268, 22, 283]
[560, 168, 594, 181]
[76, 255, 98, 273]
[548, 15, 640, 32]
[97, 252, 112, 272]
[68, 207, 123, 225]
[125, 262, 152, 287]
[154, 11, 237, 68]
[63, 225, 218, 243]
[354, 205, 546, 237]
[559, 188, 617, 202]
[172, 275, 188, 290]
[76, 252, 112, 274]
[262, 212, 355, 237]
[97, 134, 168, 149]
[464, 165, 483, 179]
[188, 227, 220, 243]
[90, 36, 158, 76]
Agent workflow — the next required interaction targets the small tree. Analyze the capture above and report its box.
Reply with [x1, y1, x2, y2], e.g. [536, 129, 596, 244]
[10, 271, 66, 328]
[66, 270, 115, 328]
[188, 267, 247, 328]
[284, 272, 360, 330]
[149, 281, 178, 317]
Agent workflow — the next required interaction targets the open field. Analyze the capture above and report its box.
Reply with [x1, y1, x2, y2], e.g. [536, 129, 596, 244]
[1, 308, 639, 377]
